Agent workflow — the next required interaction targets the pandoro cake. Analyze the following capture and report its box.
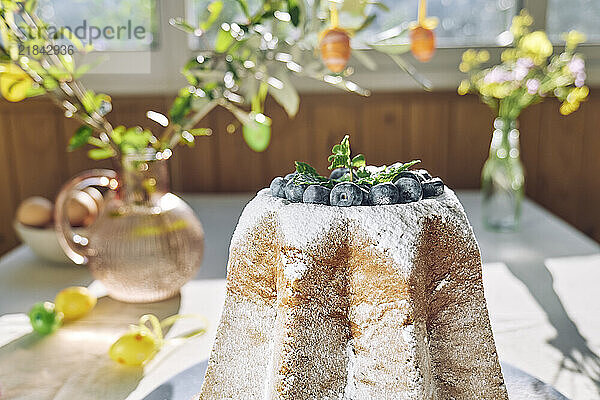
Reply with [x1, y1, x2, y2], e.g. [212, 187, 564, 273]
[197, 137, 508, 399]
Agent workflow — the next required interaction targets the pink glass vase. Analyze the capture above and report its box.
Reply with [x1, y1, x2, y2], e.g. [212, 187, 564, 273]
[55, 150, 204, 303]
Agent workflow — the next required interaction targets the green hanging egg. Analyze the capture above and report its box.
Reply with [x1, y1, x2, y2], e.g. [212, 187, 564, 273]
[242, 113, 271, 152]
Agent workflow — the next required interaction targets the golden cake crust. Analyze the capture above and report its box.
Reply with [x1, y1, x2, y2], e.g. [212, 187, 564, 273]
[197, 188, 508, 400]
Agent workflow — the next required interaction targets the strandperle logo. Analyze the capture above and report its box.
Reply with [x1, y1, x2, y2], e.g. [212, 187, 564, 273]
[23, 19, 148, 45]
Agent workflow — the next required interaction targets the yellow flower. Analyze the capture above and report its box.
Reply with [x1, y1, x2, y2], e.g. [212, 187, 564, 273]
[510, 10, 533, 38]
[479, 83, 491, 97]
[513, 10, 534, 28]
[462, 49, 477, 63]
[0, 63, 33, 102]
[520, 31, 553, 63]
[492, 83, 512, 99]
[457, 80, 470, 95]
[560, 101, 578, 115]
[477, 50, 490, 63]
[571, 86, 589, 101]
[459, 62, 471, 73]
[501, 48, 517, 62]
[563, 30, 586, 51]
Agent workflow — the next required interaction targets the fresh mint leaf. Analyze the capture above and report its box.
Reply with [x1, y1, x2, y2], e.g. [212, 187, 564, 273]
[328, 154, 348, 170]
[295, 161, 319, 177]
[327, 135, 366, 183]
[294, 161, 334, 188]
[372, 160, 421, 184]
[356, 167, 371, 179]
[351, 154, 366, 168]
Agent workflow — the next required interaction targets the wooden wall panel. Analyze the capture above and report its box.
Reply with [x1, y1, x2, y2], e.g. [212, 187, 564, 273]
[536, 101, 586, 225]
[577, 97, 600, 241]
[407, 96, 450, 179]
[447, 97, 493, 189]
[518, 104, 543, 199]
[358, 95, 408, 166]
[310, 96, 360, 173]
[7, 104, 66, 200]
[261, 96, 311, 179]
[0, 113, 18, 254]
[214, 107, 269, 191]
[1, 90, 599, 256]
[173, 111, 220, 193]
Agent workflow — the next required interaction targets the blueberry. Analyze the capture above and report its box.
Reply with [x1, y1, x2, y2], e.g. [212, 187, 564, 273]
[303, 185, 331, 205]
[395, 170, 424, 182]
[394, 177, 423, 204]
[330, 182, 363, 207]
[284, 172, 296, 181]
[329, 167, 350, 180]
[270, 177, 287, 198]
[359, 184, 372, 205]
[416, 169, 432, 180]
[284, 180, 306, 203]
[369, 182, 400, 205]
[422, 177, 445, 198]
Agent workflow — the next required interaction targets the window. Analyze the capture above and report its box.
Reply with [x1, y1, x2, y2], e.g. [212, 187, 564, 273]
[186, 0, 262, 50]
[546, 0, 600, 42]
[187, 0, 518, 50]
[37, 0, 159, 51]
[357, 0, 518, 47]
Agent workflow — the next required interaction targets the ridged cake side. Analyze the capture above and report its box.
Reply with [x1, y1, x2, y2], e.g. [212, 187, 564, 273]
[197, 188, 508, 400]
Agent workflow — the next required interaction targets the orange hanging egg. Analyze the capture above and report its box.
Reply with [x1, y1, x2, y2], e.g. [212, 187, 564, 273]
[320, 28, 351, 73]
[410, 26, 436, 62]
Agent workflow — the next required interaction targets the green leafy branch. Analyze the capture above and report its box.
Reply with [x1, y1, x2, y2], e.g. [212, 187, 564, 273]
[327, 135, 365, 182]
[293, 135, 420, 187]
[168, 0, 433, 152]
[0, 0, 214, 161]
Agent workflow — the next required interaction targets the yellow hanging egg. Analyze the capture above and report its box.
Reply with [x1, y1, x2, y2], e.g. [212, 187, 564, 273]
[319, 28, 351, 73]
[410, 26, 436, 62]
[109, 330, 159, 366]
[0, 64, 33, 102]
[54, 286, 97, 321]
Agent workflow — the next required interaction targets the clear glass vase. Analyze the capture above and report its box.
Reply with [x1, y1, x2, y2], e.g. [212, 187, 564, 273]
[481, 117, 525, 232]
[55, 149, 204, 303]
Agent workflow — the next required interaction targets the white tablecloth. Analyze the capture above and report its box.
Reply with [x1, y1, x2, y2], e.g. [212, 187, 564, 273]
[1, 192, 599, 399]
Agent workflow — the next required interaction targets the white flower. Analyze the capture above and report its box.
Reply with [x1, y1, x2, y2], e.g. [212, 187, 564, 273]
[484, 67, 511, 84]
[526, 78, 540, 95]
[514, 57, 534, 80]
[568, 57, 585, 75]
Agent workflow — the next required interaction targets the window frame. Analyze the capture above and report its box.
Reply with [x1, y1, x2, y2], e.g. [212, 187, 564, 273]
[79, 0, 600, 94]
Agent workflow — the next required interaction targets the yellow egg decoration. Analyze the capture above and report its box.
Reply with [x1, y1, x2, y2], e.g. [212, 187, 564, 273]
[54, 286, 97, 321]
[108, 314, 208, 367]
[409, 0, 438, 63]
[320, 27, 351, 73]
[109, 330, 159, 366]
[0, 63, 33, 102]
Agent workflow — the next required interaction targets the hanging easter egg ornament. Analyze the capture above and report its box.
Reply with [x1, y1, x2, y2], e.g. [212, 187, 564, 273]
[409, 0, 438, 62]
[28, 302, 63, 335]
[320, 5, 351, 73]
[320, 28, 351, 73]
[243, 112, 272, 152]
[55, 286, 97, 321]
[109, 314, 207, 367]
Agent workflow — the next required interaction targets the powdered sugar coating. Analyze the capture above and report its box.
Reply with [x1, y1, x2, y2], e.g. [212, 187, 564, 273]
[197, 186, 508, 400]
